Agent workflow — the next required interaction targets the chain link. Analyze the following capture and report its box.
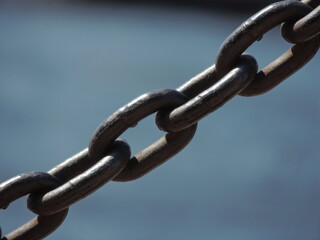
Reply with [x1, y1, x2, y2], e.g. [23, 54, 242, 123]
[0, 172, 68, 240]
[157, 54, 258, 132]
[0, 0, 319, 239]
[27, 139, 130, 216]
[281, 5, 320, 42]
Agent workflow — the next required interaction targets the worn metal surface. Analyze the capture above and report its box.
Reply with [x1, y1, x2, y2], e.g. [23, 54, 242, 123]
[0, 0, 319, 239]
[0, 172, 68, 240]
[4, 209, 68, 240]
[216, 1, 311, 73]
[157, 54, 257, 132]
[48, 149, 91, 184]
[27, 139, 130, 215]
[89, 89, 193, 162]
[89, 89, 197, 181]
[0, 172, 61, 210]
[215, 1, 319, 96]
[282, 5, 320, 43]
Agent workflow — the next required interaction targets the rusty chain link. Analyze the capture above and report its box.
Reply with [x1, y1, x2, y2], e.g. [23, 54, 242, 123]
[0, 0, 319, 239]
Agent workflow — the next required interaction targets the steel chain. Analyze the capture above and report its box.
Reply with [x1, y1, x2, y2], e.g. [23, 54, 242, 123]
[0, 0, 319, 239]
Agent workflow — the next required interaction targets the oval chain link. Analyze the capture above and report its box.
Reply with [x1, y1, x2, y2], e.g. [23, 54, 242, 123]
[281, 5, 320, 43]
[0, 0, 319, 238]
[216, 1, 319, 96]
[177, 1, 319, 98]
[89, 89, 197, 182]
[157, 54, 257, 132]
[239, 35, 319, 96]
[215, 1, 312, 74]
[27, 139, 130, 215]
[0, 172, 68, 240]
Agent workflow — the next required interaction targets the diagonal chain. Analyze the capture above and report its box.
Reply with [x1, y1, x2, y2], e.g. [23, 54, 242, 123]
[0, 0, 319, 239]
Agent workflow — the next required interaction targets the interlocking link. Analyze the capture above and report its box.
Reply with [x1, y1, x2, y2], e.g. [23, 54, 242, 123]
[157, 54, 257, 132]
[0, 172, 68, 240]
[27, 139, 130, 215]
[89, 89, 197, 182]
[0, 0, 319, 238]
[0, 172, 61, 210]
[281, 5, 320, 43]
[215, 1, 312, 74]
[216, 1, 319, 96]
[113, 125, 197, 182]
[49, 148, 91, 184]
[4, 209, 68, 240]
[177, 64, 218, 99]
[239, 35, 319, 96]
[178, 0, 320, 98]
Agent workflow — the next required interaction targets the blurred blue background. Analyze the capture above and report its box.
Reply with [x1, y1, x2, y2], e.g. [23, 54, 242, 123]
[0, 1, 319, 239]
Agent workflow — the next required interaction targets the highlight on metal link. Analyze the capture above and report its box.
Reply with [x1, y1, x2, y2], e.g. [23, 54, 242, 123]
[0, 0, 319, 239]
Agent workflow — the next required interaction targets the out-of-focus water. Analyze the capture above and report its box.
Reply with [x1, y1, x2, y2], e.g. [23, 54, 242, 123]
[0, 3, 319, 240]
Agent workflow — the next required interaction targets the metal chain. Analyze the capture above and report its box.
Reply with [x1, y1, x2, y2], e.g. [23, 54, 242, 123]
[0, 0, 319, 239]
